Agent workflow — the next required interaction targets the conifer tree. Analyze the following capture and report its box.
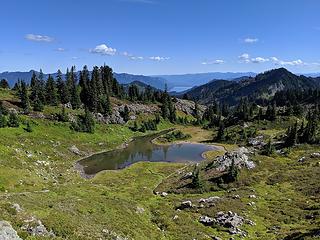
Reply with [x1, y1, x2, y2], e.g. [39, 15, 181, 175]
[216, 122, 225, 141]
[122, 105, 130, 122]
[69, 66, 81, 109]
[7, 112, 19, 127]
[56, 70, 69, 104]
[79, 65, 90, 107]
[20, 81, 30, 114]
[45, 75, 58, 105]
[0, 79, 9, 89]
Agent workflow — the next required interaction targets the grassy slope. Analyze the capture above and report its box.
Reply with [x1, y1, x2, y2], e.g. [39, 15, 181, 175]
[0, 90, 319, 239]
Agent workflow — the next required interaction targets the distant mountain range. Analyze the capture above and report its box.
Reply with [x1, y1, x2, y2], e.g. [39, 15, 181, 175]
[0, 70, 258, 91]
[1, 69, 320, 93]
[183, 68, 320, 105]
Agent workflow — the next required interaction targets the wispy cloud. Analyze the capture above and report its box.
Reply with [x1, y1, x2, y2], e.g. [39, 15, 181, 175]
[238, 53, 251, 63]
[55, 48, 66, 52]
[149, 56, 170, 61]
[71, 56, 79, 60]
[201, 59, 225, 65]
[25, 34, 54, 42]
[243, 37, 259, 43]
[130, 56, 144, 60]
[90, 44, 117, 56]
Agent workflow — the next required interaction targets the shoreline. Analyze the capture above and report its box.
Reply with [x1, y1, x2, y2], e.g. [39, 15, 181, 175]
[74, 128, 224, 179]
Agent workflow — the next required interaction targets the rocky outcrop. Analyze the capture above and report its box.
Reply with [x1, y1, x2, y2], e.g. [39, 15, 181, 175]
[0, 221, 22, 240]
[199, 211, 253, 236]
[214, 147, 255, 172]
[248, 135, 265, 148]
[21, 217, 55, 237]
[95, 103, 160, 124]
[174, 99, 206, 116]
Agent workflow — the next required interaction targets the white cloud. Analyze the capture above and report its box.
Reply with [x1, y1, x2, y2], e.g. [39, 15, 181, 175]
[90, 44, 117, 56]
[202, 59, 225, 65]
[71, 56, 78, 60]
[149, 56, 170, 61]
[239, 53, 269, 64]
[244, 38, 258, 43]
[25, 34, 54, 42]
[238, 53, 251, 63]
[251, 57, 269, 63]
[271, 57, 305, 66]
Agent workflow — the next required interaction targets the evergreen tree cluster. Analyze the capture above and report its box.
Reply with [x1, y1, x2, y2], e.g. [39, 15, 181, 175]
[285, 109, 319, 146]
[0, 103, 20, 128]
[131, 118, 159, 132]
[14, 65, 125, 115]
[0, 79, 10, 89]
[70, 108, 95, 133]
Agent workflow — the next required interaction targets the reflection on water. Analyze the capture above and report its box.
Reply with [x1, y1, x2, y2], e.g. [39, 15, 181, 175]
[78, 131, 216, 176]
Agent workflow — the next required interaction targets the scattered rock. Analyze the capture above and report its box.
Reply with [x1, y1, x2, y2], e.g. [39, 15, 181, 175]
[11, 203, 22, 213]
[211, 237, 222, 240]
[249, 194, 256, 199]
[215, 211, 244, 229]
[248, 135, 265, 148]
[198, 196, 220, 204]
[232, 195, 240, 199]
[199, 216, 214, 226]
[101, 228, 129, 240]
[22, 217, 55, 237]
[311, 152, 320, 158]
[136, 206, 145, 214]
[181, 172, 193, 180]
[180, 200, 192, 209]
[298, 157, 306, 162]
[245, 219, 256, 226]
[69, 145, 82, 155]
[0, 221, 22, 240]
[161, 192, 168, 197]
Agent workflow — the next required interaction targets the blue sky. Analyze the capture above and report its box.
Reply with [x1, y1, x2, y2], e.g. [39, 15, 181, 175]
[0, 0, 320, 74]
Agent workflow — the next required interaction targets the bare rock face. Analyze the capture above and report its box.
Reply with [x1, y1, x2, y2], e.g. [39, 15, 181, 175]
[174, 99, 206, 116]
[95, 103, 160, 124]
[214, 147, 255, 172]
[0, 221, 22, 240]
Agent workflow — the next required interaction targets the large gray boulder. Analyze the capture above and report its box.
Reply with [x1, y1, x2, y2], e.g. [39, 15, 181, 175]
[0, 221, 22, 240]
[214, 147, 255, 172]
